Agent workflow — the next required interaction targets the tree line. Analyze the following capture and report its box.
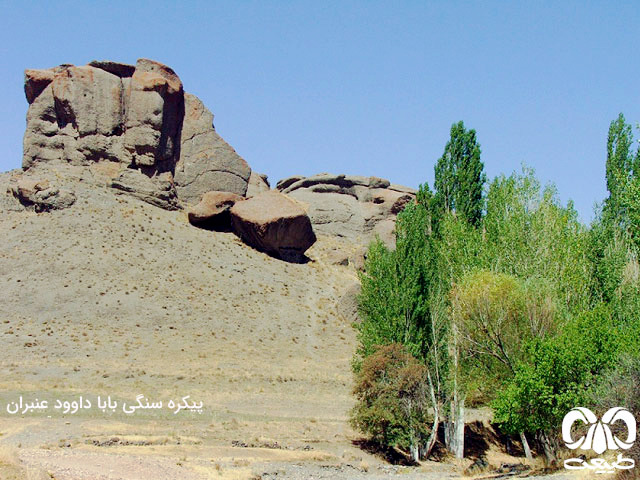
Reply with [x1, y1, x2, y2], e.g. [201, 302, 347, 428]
[350, 116, 640, 464]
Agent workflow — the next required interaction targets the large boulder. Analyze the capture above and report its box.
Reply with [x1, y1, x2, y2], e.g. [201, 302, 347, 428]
[174, 94, 251, 203]
[276, 173, 415, 246]
[22, 59, 251, 207]
[187, 191, 243, 230]
[230, 191, 316, 262]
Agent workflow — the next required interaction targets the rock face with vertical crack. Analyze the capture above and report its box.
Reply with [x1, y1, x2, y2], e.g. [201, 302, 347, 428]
[23, 59, 183, 171]
[174, 93, 250, 203]
[22, 58, 251, 208]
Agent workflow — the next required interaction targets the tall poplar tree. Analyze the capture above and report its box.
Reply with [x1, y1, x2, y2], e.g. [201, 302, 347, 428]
[605, 113, 634, 224]
[434, 121, 486, 228]
[603, 113, 640, 249]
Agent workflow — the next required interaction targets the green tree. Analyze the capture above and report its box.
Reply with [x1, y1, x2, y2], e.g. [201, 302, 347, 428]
[450, 271, 558, 459]
[492, 305, 623, 462]
[355, 203, 430, 363]
[605, 113, 635, 223]
[603, 114, 640, 250]
[483, 167, 594, 315]
[355, 199, 447, 458]
[434, 121, 486, 228]
[451, 272, 527, 381]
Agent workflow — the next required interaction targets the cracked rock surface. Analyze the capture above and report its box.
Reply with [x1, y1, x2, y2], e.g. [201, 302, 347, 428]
[22, 59, 250, 206]
[174, 93, 250, 203]
[276, 173, 415, 246]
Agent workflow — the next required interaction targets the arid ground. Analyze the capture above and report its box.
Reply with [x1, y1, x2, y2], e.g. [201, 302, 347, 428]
[0, 165, 577, 479]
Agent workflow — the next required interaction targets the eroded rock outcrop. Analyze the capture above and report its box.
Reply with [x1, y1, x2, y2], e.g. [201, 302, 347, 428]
[246, 171, 270, 197]
[8, 177, 76, 212]
[24, 59, 183, 171]
[174, 94, 250, 203]
[110, 169, 179, 211]
[276, 173, 415, 246]
[187, 191, 243, 230]
[22, 58, 250, 207]
[230, 191, 316, 262]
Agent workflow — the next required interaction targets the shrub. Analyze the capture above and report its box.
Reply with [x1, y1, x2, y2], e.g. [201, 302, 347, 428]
[350, 343, 433, 461]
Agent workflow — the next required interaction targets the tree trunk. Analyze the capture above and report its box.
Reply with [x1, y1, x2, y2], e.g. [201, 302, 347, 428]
[445, 398, 465, 458]
[444, 419, 453, 451]
[423, 410, 439, 459]
[520, 431, 533, 461]
[447, 321, 465, 458]
[537, 430, 557, 464]
[410, 443, 420, 463]
[422, 371, 439, 459]
[451, 322, 465, 459]
[454, 397, 465, 459]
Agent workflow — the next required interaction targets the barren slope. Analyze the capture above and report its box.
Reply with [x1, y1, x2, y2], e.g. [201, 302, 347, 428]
[0, 164, 574, 479]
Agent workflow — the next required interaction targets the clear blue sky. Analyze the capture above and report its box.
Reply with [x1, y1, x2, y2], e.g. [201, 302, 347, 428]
[1, 1, 638, 221]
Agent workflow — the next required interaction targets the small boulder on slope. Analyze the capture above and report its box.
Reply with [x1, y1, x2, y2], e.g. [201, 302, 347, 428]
[9, 177, 76, 213]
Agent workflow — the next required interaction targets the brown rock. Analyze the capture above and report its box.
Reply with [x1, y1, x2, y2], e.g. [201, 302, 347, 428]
[373, 218, 396, 248]
[275, 175, 305, 191]
[51, 65, 124, 137]
[9, 177, 75, 212]
[23, 64, 126, 168]
[337, 283, 361, 324]
[188, 191, 243, 230]
[25, 68, 57, 104]
[22, 59, 249, 204]
[88, 60, 135, 78]
[174, 94, 251, 203]
[123, 59, 184, 170]
[280, 173, 415, 243]
[14, 178, 50, 199]
[230, 191, 316, 262]
[246, 171, 270, 197]
[349, 246, 368, 271]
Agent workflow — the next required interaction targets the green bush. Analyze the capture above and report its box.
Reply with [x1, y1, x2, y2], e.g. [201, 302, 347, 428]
[493, 305, 622, 437]
[350, 343, 433, 459]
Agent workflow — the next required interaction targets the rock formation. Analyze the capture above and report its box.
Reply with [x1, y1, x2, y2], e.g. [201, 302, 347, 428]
[8, 177, 76, 212]
[187, 191, 243, 230]
[22, 58, 250, 206]
[110, 169, 179, 210]
[174, 94, 250, 203]
[230, 191, 316, 262]
[246, 171, 270, 197]
[276, 173, 415, 246]
[17, 58, 419, 263]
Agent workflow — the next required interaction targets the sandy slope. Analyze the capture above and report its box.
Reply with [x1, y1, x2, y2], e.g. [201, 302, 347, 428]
[0, 164, 575, 479]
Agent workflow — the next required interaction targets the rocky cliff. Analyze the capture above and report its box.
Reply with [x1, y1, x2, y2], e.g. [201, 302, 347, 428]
[14, 58, 416, 263]
[23, 58, 250, 203]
